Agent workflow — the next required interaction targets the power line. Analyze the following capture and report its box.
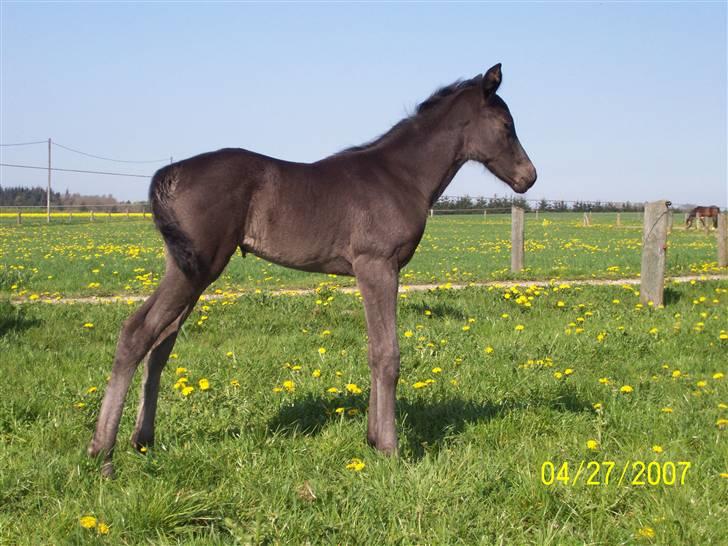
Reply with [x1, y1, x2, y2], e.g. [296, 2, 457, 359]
[0, 162, 150, 179]
[52, 141, 169, 164]
[0, 140, 48, 147]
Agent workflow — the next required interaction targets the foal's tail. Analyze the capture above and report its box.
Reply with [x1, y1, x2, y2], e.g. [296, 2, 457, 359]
[149, 165, 202, 279]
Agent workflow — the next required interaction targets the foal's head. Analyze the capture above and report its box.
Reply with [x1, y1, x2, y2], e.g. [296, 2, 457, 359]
[464, 64, 537, 194]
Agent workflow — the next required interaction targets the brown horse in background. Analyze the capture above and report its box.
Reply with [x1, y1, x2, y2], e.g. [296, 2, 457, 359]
[686, 206, 720, 229]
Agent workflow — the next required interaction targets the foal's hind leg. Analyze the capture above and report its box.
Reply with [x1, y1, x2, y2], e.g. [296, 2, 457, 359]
[130, 307, 192, 451]
[88, 267, 201, 476]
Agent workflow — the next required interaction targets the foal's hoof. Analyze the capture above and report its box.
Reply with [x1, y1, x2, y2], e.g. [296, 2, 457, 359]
[376, 442, 399, 456]
[100, 461, 115, 479]
[130, 435, 153, 454]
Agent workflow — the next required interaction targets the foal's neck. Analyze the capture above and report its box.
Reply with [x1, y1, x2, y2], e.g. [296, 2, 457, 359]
[378, 104, 470, 209]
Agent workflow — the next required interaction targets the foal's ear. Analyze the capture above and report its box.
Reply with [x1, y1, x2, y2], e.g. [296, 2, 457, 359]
[482, 63, 502, 98]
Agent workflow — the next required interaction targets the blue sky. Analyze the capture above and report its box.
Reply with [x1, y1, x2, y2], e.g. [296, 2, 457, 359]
[1, 2, 726, 206]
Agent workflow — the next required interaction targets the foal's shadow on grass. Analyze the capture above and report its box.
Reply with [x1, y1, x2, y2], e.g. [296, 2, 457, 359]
[268, 387, 592, 460]
[0, 301, 40, 338]
[663, 287, 682, 306]
[405, 301, 468, 321]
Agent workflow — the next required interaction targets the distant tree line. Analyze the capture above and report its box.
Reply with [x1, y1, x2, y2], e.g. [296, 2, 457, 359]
[433, 195, 645, 213]
[0, 185, 144, 212]
[0, 185, 62, 207]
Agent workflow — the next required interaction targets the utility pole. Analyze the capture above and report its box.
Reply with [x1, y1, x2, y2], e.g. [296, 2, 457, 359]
[47, 137, 51, 223]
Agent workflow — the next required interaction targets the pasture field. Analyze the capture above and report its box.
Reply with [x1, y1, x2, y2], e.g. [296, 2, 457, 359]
[0, 212, 723, 300]
[1, 278, 727, 544]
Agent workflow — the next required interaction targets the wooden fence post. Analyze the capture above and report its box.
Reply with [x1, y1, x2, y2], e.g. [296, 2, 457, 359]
[718, 212, 728, 268]
[429, 209, 434, 218]
[483, 210, 487, 220]
[640, 200, 670, 306]
[616, 212, 621, 227]
[91, 210, 95, 222]
[17, 212, 22, 225]
[582, 212, 590, 227]
[511, 206, 524, 272]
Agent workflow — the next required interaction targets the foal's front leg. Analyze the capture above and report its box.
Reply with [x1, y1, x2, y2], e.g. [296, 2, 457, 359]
[354, 257, 400, 454]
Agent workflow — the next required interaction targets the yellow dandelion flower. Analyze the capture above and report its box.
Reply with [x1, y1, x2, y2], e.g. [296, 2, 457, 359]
[553, 372, 563, 379]
[312, 369, 321, 378]
[97, 522, 110, 535]
[484, 346, 494, 354]
[345, 383, 362, 394]
[661, 407, 673, 413]
[404, 330, 414, 338]
[181, 386, 194, 396]
[586, 439, 599, 450]
[346, 458, 365, 472]
[226, 351, 234, 357]
[716, 418, 728, 429]
[79, 515, 97, 529]
[515, 324, 525, 331]
[556, 301, 565, 307]
[620, 385, 634, 394]
[599, 377, 610, 384]
[636, 527, 655, 539]
[83, 322, 94, 329]
[318, 347, 326, 355]
[593, 402, 603, 410]
[713, 372, 724, 380]
[335, 407, 345, 414]
[282, 380, 295, 392]
[230, 379, 240, 387]
[432, 367, 442, 374]
[412, 381, 428, 389]
[652, 445, 663, 453]
[327, 387, 340, 394]
[461, 325, 471, 332]
[696, 380, 707, 388]
[175, 367, 187, 375]
[198, 378, 210, 391]
[86, 386, 97, 394]
[564, 368, 574, 376]
[671, 370, 681, 378]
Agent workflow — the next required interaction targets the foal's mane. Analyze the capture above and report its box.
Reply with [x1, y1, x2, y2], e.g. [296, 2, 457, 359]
[336, 74, 482, 155]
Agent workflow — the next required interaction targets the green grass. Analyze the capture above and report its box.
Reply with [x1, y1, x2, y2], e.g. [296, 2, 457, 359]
[1, 212, 722, 299]
[1, 279, 726, 544]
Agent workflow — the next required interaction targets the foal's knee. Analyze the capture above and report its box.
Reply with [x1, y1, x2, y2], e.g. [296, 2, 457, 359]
[375, 350, 400, 383]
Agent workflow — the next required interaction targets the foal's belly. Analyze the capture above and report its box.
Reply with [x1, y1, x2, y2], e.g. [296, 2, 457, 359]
[241, 234, 354, 276]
